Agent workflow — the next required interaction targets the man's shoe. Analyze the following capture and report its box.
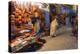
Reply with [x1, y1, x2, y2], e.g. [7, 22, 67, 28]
[52, 34, 56, 37]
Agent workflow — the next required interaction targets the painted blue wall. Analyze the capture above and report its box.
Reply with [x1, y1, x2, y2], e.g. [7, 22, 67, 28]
[44, 11, 50, 29]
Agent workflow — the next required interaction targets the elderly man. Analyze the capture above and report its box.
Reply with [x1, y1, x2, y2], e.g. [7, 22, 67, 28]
[50, 14, 58, 37]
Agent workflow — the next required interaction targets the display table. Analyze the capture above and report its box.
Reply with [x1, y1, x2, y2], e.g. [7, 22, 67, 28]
[10, 36, 37, 52]
[10, 24, 37, 52]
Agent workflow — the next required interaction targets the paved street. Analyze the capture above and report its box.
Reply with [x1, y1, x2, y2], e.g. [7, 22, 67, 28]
[38, 26, 78, 51]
